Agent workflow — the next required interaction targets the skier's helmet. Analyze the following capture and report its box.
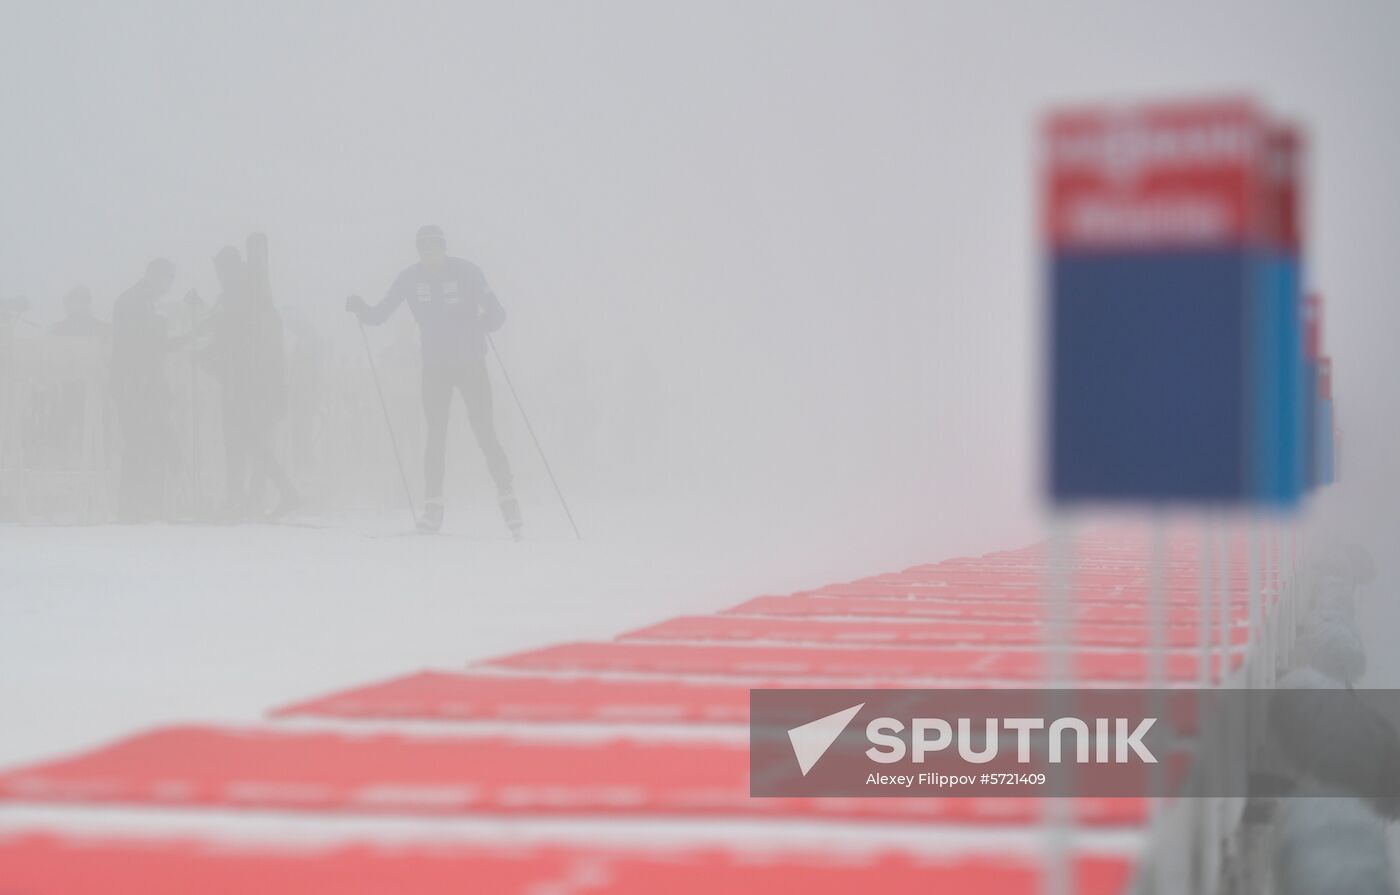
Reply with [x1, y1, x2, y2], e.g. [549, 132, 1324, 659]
[416, 225, 446, 262]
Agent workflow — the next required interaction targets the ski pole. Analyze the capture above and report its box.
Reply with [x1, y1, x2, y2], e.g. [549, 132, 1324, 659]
[190, 342, 200, 511]
[357, 317, 417, 526]
[182, 290, 207, 515]
[487, 333, 581, 540]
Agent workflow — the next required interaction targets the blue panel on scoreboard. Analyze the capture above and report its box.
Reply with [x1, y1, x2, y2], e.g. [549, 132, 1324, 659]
[1252, 254, 1304, 505]
[1050, 249, 1248, 502]
[1277, 261, 1305, 500]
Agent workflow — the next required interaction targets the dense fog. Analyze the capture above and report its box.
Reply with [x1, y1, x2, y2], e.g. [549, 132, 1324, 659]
[1, 1, 1397, 561]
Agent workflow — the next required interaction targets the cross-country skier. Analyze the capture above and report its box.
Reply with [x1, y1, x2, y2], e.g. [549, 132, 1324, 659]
[346, 225, 521, 536]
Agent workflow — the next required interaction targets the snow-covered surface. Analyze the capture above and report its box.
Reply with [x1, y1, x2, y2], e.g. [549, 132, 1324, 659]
[0, 498, 1028, 771]
[0, 498, 1069, 862]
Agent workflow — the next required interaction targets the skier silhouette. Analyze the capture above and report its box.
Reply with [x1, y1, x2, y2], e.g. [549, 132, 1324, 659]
[347, 225, 520, 536]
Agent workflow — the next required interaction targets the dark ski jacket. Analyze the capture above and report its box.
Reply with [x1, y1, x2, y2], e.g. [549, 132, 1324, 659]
[205, 288, 288, 427]
[358, 256, 504, 366]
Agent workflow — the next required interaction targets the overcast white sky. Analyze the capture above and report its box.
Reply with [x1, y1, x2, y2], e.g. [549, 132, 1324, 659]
[2, 0, 1397, 558]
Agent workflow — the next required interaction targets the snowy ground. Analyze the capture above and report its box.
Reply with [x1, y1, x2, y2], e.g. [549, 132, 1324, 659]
[0, 496, 1025, 770]
[0, 499, 1140, 873]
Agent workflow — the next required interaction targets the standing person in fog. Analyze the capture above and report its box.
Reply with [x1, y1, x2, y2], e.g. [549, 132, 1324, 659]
[204, 245, 251, 517]
[110, 258, 176, 521]
[204, 236, 298, 520]
[49, 286, 110, 470]
[242, 232, 299, 517]
[51, 287, 110, 342]
[347, 225, 520, 536]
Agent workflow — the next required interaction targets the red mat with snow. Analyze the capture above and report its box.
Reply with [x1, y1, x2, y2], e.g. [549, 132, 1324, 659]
[487, 640, 1238, 683]
[0, 531, 1264, 893]
[622, 614, 1246, 649]
[274, 668, 1205, 734]
[726, 594, 1248, 626]
[275, 671, 753, 724]
[0, 834, 1135, 895]
[0, 725, 1148, 825]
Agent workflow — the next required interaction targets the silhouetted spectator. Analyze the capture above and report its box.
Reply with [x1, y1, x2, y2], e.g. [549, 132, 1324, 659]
[243, 232, 298, 517]
[45, 286, 109, 469]
[204, 236, 297, 520]
[110, 258, 176, 521]
[50, 287, 110, 342]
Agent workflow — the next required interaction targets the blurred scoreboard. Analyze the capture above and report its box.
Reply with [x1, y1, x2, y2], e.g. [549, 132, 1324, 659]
[1045, 98, 1333, 506]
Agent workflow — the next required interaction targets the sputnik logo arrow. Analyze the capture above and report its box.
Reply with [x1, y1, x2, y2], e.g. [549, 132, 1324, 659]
[788, 703, 864, 776]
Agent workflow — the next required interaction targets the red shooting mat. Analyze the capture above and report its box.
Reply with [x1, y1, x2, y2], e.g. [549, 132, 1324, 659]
[272, 670, 1204, 735]
[805, 583, 1249, 605]
[274, 671, 751, 724]
[909, 542, 1252, 570]
[726, 595, 1249, 627]
[812, 588, 1248, 610]
[622, 615, 1247, 650]
[0, 834, 1136, 895]
[0, 726, 1147, 826]
[489, 642, 1237, 684]
[925, 552, 1237, 567]
[892, 556, 1249, 570]
[895, 558, 1252, 586]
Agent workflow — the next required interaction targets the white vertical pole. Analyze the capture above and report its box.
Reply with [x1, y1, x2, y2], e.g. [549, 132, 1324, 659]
[1138, 513, 1175, 894]
[1148, 514, 1168, 685]
[1209, 518, 1232, 868]
[1248, 522, 1260, 688]
[1199, 523, 1213, 691]
[1147, 513, 1167, 820]
[1196, 519, 1216, 892]
[1043, 514, 1073, 895]
[1217, 519, 1230, 688]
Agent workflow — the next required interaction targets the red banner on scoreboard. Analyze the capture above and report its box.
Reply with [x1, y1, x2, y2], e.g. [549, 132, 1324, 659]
[1044, 100, 1265, 250]
[1260, 125, 1303, 253]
